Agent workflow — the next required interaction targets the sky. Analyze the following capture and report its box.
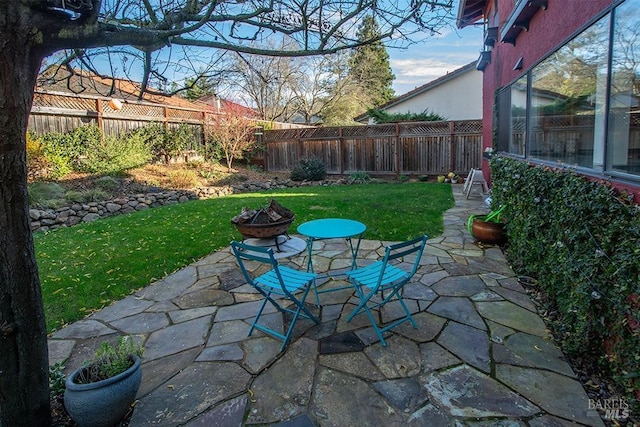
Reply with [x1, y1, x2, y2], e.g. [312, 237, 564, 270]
[387, 24, 484, 96]
[54, 3, 485, 101]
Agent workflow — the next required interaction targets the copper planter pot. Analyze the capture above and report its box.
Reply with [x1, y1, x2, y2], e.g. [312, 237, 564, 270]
[471, 216, 506, 245]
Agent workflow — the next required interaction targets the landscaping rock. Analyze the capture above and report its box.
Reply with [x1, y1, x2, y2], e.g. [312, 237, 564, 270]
[28, 178, 348, 232]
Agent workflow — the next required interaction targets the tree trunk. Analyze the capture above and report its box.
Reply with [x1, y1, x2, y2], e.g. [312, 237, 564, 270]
[0, 5, 51, 426]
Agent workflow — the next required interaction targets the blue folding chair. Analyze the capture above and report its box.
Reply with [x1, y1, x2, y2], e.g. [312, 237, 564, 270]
[230, 241, 320, 351]
[345, 235, 428, 346]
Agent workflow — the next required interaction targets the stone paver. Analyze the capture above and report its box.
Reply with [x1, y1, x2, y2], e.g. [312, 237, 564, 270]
[48, 186, 605, 426]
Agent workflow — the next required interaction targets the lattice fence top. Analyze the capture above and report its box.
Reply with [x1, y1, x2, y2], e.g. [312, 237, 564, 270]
[33, 92, 96, 110]
[539, 114, 595, 128]
[453, 120, 483, 133]
[608, 112, 640, 128]
[34, 91, 204, 121]
[169, 108, 203, 121]
[265, 129, 301, 140]
[264, 120, 482, 141]
[108, 102, 165, 118]
[512, 118, 526, 131]
[399, 121, 449, 135]
[342, 125, 397, 137]
[300, 127, 341, 138]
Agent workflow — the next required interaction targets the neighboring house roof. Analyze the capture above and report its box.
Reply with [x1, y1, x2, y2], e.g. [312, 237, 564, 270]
[37, 67, 216, 111]
[197, 94, 257, 117]
[457, 0, 487, 28]
[354, 61, 479, 123]
[290, 112, 323, 125]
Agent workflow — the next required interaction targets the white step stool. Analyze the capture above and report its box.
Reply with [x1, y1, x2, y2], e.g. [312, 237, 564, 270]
[463, 169, 489, 199]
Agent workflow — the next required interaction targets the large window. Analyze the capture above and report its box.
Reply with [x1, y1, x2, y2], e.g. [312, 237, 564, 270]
[496, 76, 526, 156]
[607, 0, 640, 175]
[510, 76, 527, 157]
[498, 0, 640, 179]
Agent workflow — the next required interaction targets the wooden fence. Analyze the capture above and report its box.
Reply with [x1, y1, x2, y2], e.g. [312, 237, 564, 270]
[28, 91, 307, 152]
[263, 120, 483, 176]
[29, 91, 211, 151]
[28, 92, 483, 175]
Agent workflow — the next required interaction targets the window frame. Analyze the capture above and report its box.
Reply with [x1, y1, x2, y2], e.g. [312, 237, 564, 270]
[495, 0, 640, 184]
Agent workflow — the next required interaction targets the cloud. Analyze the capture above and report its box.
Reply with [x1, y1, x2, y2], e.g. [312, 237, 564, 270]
[391, 57, 474, 94]
[389, 26, 483, 94]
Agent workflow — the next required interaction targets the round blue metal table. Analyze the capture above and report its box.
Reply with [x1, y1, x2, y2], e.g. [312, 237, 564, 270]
[297, 218, 366, 272]
[297, 218, 367, 305]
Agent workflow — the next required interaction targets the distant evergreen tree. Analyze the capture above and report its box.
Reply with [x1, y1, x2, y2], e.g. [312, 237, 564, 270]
[182, 75, 216, 101]
[349, 16, 396, 108]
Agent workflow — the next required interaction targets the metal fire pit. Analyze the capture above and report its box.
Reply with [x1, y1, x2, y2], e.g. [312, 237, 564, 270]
[231, 200, 295, 251]
[233, 216, 295, 240]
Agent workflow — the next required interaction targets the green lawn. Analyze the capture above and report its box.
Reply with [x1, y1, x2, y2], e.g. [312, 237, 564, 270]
[36, 182, 454, 333]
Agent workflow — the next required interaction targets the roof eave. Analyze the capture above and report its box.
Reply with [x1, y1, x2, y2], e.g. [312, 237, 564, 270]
[456, 0, 487, 28]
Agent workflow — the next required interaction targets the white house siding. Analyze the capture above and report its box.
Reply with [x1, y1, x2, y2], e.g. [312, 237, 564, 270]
[384, 67, 482, 121]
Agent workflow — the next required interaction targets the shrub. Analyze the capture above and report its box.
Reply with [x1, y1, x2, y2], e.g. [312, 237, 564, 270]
[140, 123, 194, 163]
[78, 134, 152, 175]
[94, 175, 119, 190]
[30, 126, 103, 178]
[68, 125, 102, 161]
[26, 133, 49, 181]
[168, 169, 199, 189]
[40, 125, 102, 169]
[28, 182, 66, 207]
[127, 124, 165, 153]
[247, 164, 263, 173]
[202, 142, 223, 163]
[349, 171, 371, 183]
[65, 189, 109, 203]
[43, 152, 73, 180]
[290, 157, 326, 181]
[366, 108, 446, 123]
[49, 362, 66, 397]
[490, 156, 639, 408]
[27, 132, 73, 180]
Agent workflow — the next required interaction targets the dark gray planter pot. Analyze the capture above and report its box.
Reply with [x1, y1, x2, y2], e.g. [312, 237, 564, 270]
[64, 355, 142, 427]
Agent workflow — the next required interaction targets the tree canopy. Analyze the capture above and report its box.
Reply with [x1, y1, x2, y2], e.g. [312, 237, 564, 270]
[349, 15, 396, 108]
[38, 0, 455, 96]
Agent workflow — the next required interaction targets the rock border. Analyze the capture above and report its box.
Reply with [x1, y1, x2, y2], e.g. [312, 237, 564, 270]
[29, 177, 351, 233]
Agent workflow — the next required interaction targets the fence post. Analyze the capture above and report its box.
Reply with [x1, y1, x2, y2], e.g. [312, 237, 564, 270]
[339, 126, 344, 175]
[395, 123, 401, 178]
[201, 111, 208, 158]
[296, 128, 302, 167]
[449, 121, 456, 173]
[96, 98, 104, 136]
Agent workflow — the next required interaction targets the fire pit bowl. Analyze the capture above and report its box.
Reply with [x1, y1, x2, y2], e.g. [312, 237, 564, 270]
[233, 216, 295, 239]
[231, 199, 295, 241]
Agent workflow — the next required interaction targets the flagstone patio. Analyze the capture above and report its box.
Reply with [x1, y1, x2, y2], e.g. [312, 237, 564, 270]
[48, 186, 605, 426]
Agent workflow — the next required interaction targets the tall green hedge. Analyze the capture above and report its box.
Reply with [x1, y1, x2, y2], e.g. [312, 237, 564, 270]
[490, 156, 639, 405]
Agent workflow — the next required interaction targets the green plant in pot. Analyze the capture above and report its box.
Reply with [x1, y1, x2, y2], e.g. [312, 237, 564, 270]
[64, 336, 143, 427]
[467, 206, 506, 245]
